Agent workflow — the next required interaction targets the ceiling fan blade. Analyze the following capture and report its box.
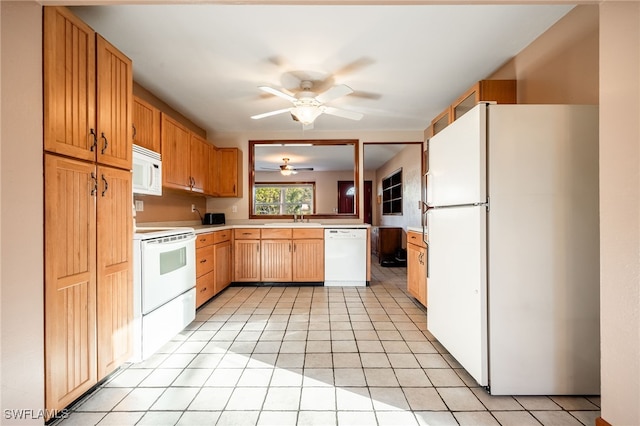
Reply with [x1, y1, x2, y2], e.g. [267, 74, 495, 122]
[251, 108, 291, 120]
[315, 84, 353, 103]
[323, 106, 364, 121]
[258, 86, 297, 102]
[293, 167, 314, 171]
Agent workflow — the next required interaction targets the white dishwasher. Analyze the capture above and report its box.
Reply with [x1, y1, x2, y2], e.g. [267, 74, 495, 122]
[324, 228, 368, 286]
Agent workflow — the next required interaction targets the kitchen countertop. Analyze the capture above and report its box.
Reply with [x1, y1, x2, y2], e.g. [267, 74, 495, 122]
[136, 221, 371, 235]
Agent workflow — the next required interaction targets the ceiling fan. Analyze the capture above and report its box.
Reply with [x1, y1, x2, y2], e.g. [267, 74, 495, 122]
[251, 80, 364, 128]
[262, 158, 314, 176]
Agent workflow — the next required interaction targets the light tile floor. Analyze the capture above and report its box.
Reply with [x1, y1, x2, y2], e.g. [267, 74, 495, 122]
[54, 261, 600, 426]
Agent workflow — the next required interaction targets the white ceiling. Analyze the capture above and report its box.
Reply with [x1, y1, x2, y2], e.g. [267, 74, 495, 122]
[71, 4, 574, 138]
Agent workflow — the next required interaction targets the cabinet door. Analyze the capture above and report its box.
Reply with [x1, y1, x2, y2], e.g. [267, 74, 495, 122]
[161, 114, 191, 191]
[207, 145, 218, 196]
[407, 243, 427, 307]
[96, 35, 132, 170]
[190, 133, 209, 194]
[96, 165, 133, 379]
[132, 96, 160, 153]
[234, 240, 261, 282]
[292, 239, 324, 282]
[214, 240, 232, 294]
[196, 271, 215, 308]
[262, 240, 293, 282]
[43, 7, 96, 162]
[44, 154, 97, 412]
[216, 147, 240, 197]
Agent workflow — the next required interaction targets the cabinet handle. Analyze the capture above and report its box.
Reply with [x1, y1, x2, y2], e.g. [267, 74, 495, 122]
[89, 129, 97, 152]
[132, 124, 137, 140]
[257, 244, 260, 253]
[200, 287, 206, 293]
[101, 174, 108, 197]
[90, 172, 98, 196]
[293, 243, 296, 252]
[100, 132, 108, 154]
[289, 243, 292, 253]
[200, 259, 207, 264]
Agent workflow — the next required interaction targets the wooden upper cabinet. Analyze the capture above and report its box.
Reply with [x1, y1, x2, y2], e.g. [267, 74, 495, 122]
[161, 113, 191, 191]
[452, 80, 517, 120]
[215, 147, 242, 197]
[190, 133, 210, 194]
[132, 96, 161, 153]
[96, 165, 133, 378]
[44, 7, 96, 162]
[96, 36, 132, 170]
[44, 8, 132, 171]
[431, 106, 452, 137]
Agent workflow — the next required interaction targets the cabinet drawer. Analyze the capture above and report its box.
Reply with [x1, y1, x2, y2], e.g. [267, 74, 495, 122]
[196, 271, 215, 308]
[261, 228, 292, 239]
[407, 231, 426, 248]
[196, 245, 214, 276]
[196, 232, 214, 248]
[213, 229, 231, 244]
[234, 228, 261, 239]
[292, 228, 324, 239]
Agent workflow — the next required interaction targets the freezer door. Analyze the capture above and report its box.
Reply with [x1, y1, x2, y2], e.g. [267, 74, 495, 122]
[426, 104, 487, 207]
[427, 205, 488, 386]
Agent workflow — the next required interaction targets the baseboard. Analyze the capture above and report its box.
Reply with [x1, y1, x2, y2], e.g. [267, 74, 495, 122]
[596, 416, 612, 426]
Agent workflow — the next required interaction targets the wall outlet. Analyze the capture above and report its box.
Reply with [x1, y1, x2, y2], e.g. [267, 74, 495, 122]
[231, 205, 238, 213]
[191, 204, 196, 213]
[135, 200, 144, 212]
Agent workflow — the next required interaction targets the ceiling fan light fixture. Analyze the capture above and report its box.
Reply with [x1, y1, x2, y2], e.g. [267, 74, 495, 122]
[280, 168, 296, 176]
[291, 105, 323, 126]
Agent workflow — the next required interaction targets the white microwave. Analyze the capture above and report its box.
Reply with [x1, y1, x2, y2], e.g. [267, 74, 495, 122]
[132, 144, 162, 196]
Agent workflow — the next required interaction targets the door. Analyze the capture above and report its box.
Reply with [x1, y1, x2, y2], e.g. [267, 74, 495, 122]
[234, 240, 261, 282]
[337, 180, 355, 213]
[96, 165, 133, 378]
[426, 104, 486, 207]
[427, 205, 488, 387]
[292, 239, 324, 282]
[261, 240, 293, 282]
[161, 113, 191, 191]
[44, 154, 98, 411]
[190, 133, 209, 193]
[43, 7, 96, 162]
[216, 148, 239, 196]
[96, 35, 132, 170]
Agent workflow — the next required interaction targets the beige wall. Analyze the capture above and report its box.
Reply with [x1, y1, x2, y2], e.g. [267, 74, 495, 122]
[0, 2, 45, 422]
[489, 5, 599, 105]
[599, 3, 640, 425]
[372, 144, 423, 237]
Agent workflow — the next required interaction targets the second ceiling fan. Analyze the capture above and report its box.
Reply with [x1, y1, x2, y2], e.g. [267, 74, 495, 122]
[251, 80, 364, 128]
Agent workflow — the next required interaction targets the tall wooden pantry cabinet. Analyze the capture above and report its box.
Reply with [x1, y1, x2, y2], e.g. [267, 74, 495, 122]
[43, 6, 133, 415]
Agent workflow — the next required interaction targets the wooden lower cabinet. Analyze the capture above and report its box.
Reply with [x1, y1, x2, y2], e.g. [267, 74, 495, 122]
[196, 230, 232, 307]
[292, 229, 324, 282]
[233, 227, 324, 283]
[96, 166, 134, 378]
[407, 231, 427, 307]
[44, 154, 133, 413]
[214, 239, 232, 293]
[196, 234, 215, 307]
[262, 240, 293, 281]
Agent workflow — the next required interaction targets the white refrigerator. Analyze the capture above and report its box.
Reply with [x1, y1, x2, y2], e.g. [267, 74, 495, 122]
[425, 103, 600, 395]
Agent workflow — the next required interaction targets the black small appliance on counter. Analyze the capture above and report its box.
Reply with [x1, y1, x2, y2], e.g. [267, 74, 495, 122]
[202, 213, 225, 225]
